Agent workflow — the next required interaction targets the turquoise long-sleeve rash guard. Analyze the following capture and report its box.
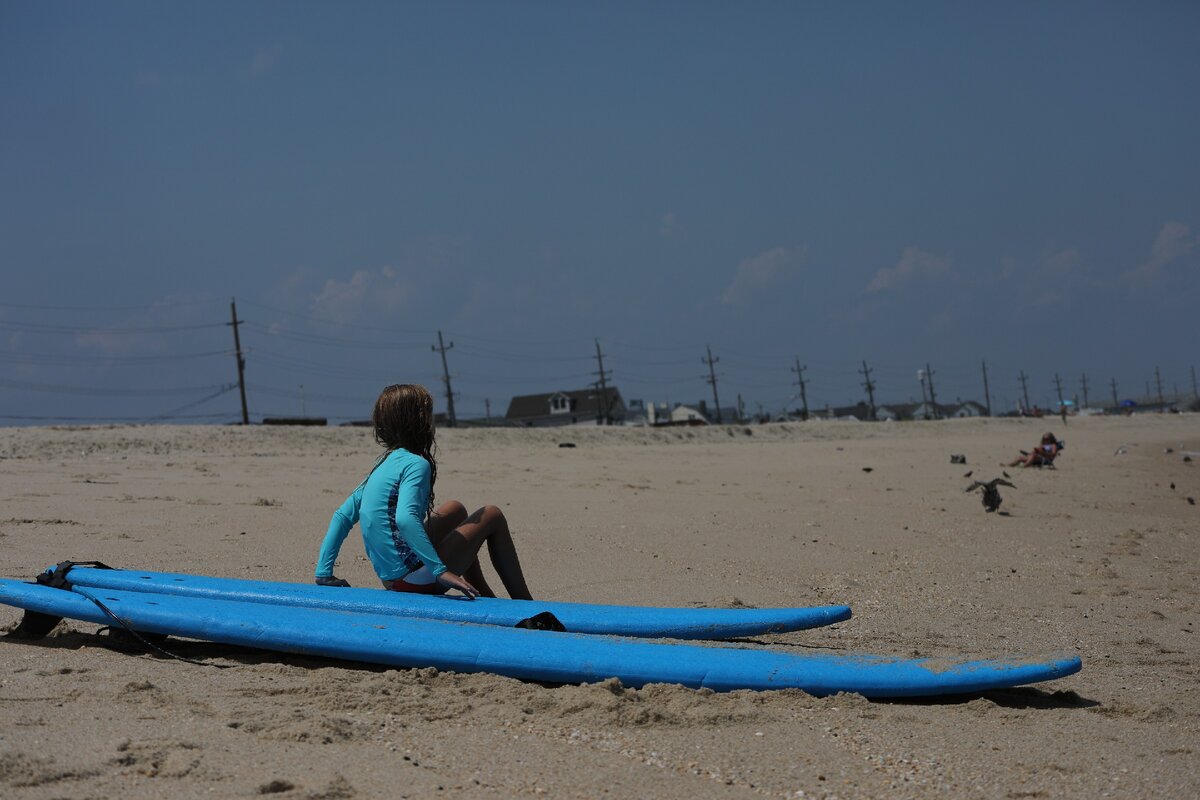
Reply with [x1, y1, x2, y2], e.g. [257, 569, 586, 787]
[315, 448, 447, 583]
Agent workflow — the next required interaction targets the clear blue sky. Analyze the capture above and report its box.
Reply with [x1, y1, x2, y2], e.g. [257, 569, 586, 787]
[2, 1, 1197, 423]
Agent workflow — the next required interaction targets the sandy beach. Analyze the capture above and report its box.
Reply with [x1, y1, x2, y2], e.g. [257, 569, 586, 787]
[1, 414, 1197, 798]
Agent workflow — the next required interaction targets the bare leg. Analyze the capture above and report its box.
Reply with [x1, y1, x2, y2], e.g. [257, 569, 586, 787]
[438, 505, 532, 600]
[426, 501, 494, 597]
[1005, 452, 1038, 467]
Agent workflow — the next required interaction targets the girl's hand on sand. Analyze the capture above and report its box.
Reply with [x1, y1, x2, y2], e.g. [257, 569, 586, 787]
[436, 571, 479, 599]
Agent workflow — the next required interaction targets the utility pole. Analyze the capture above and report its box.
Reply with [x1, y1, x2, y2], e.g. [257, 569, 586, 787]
[593, 339, 612, 425]
[981, 360, 992, 417]
[925, 362, 939, 419]
[1079, 373, 1090, 410]
[860, 360, 877, 421]
[228, 299, 249, 425]
[1154, 366, 1165, 409]
[1054, 373, 1065, 411]
[485, 398, 491, 421]
[432, 331, 457, 428]
[1110, 378, 1119, 411]
[792, 358, 809, 420]
[1018, 370, 1031, 412]
[703, 345, 722, 424]
[918, 368, 929, 416]
[1191, 365, 1198, 401]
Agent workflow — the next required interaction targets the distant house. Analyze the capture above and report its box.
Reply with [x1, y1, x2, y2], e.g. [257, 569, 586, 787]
[950, 401, 988, 418]
[809, 399, 989, 422]
[901, 400, 987, 420]
[625, 398, 650, 426]
[668, 404, 709, 425]
[816, 401, 876, 421]
[505, 387, 626, 427]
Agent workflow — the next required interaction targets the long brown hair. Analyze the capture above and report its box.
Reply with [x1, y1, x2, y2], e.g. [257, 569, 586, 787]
[371, 384, 437, 514]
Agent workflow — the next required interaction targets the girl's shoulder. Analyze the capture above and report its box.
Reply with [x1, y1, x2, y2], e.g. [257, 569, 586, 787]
[384, 448, 431, 474]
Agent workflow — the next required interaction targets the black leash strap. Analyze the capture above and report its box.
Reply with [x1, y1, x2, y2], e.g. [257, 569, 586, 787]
[75, 587, 232, 669]
[9, 560, 111, 639]
[10, 559, 230, 668]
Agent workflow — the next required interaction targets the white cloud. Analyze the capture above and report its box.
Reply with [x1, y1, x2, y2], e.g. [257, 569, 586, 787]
[659, 212, 681, 240]
[866, 246, 951, 293]
[720, 246, 806, 305]
[136, 70, 165, 88]
[250, 45, 283, 76]
[1042, 247, 1080, 277]
[311, 266, 413, 322]
[73, 294, 215, 356]
[1125, 221, 1194, 282]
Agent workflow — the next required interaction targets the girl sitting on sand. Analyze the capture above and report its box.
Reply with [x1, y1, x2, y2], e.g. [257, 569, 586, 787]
[1006, 432, 1062, 468]
[314, 383, 533, 600]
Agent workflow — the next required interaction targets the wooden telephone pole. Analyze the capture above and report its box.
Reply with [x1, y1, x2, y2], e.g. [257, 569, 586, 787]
[981, 360, 992, 417]
[593, 339, 612, 425]
[792, 358, 809, 420]
[703, 345, 722, 424]
[860, 360, 877, 421]
[432, 331, 457, 427]
[228, 299, 249, 425]
[925, 362, 939, 419]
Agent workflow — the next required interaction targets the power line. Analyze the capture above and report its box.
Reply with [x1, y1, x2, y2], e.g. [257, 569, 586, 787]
[451, 343, 594, 363]
[0, 377, 229, 396]
[0, 411, 235, 423]
[149, 385, 238, 421]
[241, 322, 427, 350]
[248, 349, 423, 383]
[0, 349, 232, 366]
[246, 384, 374, 405]
[0, 298, 224, 312]
[0, 320, 226, 335]
[237, 300, 432, 336]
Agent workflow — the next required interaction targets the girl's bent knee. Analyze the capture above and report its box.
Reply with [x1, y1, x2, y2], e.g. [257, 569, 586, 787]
[433, 500, 467, 524]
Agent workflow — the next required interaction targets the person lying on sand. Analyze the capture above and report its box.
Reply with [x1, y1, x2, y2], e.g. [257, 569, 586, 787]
[1005, 432, 1062, 468]
[314, 383, 533, 600]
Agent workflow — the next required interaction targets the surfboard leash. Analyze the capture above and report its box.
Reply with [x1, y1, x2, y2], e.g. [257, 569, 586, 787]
[73, 587, 235, 670]
[9, 560, 115, 638]
[11, 560, 232, 669]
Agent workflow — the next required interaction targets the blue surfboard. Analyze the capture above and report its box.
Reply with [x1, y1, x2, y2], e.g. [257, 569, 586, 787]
[50, 566, 851, 639]
[0, 579, 1082, 697]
